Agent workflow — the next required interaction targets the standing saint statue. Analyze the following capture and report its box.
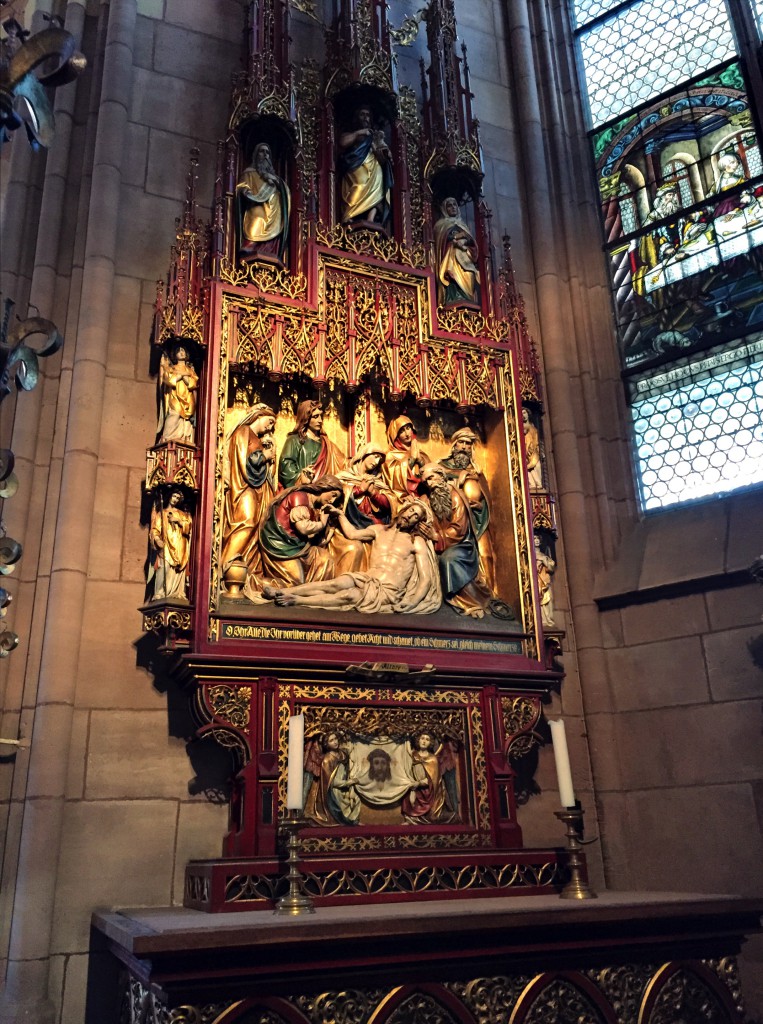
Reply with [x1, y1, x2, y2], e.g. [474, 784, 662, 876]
[438, 427, 496, 595]
[522, 407, 543, 490]
[277, 400, 346, 489]
[236, 142, 291, 261]
[382, 415, 430, 501]
[147, 488, 192, 602]
[156, 345, 198, 445]
[221, 404, 277, 578]
[338, 105, 394, 226]
[419, 462, 493, 619]
[534, 534, 556, 629]
[433, 197, 481, 307]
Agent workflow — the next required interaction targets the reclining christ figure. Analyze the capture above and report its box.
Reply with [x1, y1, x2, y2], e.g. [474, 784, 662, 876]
[262, 498, 441, 615]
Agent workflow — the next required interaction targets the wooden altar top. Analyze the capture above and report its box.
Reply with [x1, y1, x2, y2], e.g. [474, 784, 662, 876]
[92, 891, 763, 1005]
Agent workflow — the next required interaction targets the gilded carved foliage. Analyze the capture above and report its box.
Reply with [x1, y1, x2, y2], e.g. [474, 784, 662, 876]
[121, 961, 746, 1024]
[583, 965, 652, 1023]
[386, 994, 460, 1024]
[293, 990, 386, 1024]
[520, 979, 608, 1024]
[501, 696, 542, 762]
[208, 685, 252, 729]
[645, 969, 733, 1024]
[447, 977, 529, 1024]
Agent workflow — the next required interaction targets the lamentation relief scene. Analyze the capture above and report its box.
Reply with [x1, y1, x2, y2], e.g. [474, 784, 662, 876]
[218, 389, 519, 627]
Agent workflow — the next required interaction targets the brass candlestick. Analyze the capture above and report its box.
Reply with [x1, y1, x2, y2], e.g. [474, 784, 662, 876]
[554, 806, 598, 900]
[274, 811, 316, 916]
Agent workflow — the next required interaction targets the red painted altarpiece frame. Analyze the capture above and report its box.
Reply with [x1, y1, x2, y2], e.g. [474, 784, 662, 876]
[141, 0, 568, 913]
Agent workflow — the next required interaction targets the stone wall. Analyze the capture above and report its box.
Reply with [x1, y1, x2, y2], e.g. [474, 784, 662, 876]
[0, 0, 760, 1020]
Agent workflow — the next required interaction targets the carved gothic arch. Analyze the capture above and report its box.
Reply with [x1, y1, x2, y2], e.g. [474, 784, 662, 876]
[368, 983, 477, 1024]
[638, 961, 740, 1024]
[510, 970, 619, 1024]
[211, 997, 311, 1024]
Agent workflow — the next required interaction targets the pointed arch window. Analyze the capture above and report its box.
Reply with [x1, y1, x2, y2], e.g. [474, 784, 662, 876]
[572, 0, 763, 509]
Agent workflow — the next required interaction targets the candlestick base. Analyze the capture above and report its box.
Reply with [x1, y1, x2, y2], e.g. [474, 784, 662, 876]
[274, 812, 316, 916]
[554, 807, 597, 900]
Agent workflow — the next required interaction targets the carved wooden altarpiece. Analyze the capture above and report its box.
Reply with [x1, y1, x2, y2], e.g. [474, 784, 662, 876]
[141, 0, 566, 912]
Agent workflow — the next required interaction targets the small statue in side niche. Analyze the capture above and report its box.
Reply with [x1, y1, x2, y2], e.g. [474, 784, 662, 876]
[382, 415, 430, 501]
[221, 403, 277, 582]
[438, 427, 496, 595]
[235, 142, 291, 261]
[419, 462, 493, 619]
[303, 731, 360, 827]
[277, 400, 346, 490]
[433, 196, 481, 307]
[534, 533, 556, 628]
[262, 498, 441, 615]
[156, 344, 198, 445]
[402, 732, 460, 824]
[146, 488, 192, 602]
[522, 406, 544, 490]
[338, 104, 394, 227]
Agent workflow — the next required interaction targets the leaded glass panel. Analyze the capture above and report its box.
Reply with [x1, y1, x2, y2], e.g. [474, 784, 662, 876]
[572, 0, 627, 29]
[630, 336, 763, 508]
[591, 64, 763, 369]
[579, 0, 736, 127]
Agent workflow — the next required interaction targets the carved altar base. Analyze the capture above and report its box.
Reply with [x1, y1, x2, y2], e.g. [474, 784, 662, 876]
[90, 892, 761, 1022]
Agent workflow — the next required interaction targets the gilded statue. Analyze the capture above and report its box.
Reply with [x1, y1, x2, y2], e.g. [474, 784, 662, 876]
[522, 407, 543, 490]
[338, 105, 394, 226]
[236, 142, 291, 261]
[402, 733, 459, 824]
[438, 427, 496, 594]
[303, 731, 359, 827]
[258, 475, 344, 587]
[147, 488, 192, 602]
[338, 443, 396, 528]
[419, 462, 493, 618]
[534, 534, 556, 628]
[156, 345, 198, 445]
[277, 400, 346, 489]
[221, 404, 277, 578]
[262, 498, 441, 615]
[382, 415, 430, 500]
[433, 197, 481, 306]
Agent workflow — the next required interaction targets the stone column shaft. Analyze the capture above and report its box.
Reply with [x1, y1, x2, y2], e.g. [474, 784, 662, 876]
[0, 0, 137, 1018]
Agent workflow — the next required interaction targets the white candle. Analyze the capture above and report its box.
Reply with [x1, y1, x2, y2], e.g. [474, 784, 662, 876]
[286, 714, 305, 810]
[549, 719, 576, 808]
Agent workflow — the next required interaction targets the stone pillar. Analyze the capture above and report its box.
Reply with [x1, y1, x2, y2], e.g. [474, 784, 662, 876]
[0, 0, 137, 1018]
[504, 1, 622, 779]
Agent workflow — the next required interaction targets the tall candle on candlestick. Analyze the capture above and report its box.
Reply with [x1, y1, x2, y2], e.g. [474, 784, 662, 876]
[549, 718, 576, 808]
[286, 714, 305, 811]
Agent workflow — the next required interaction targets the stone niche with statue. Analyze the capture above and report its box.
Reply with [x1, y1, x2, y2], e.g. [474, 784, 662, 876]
[141, 0, 564, 912]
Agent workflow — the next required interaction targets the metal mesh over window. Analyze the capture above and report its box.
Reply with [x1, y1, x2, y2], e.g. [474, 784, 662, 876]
[571, 0, 625, 29]
[578, 0, 736, 127]
[630, 337, 763, 509]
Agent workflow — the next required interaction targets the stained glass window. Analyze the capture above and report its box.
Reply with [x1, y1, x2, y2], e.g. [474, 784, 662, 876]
[573, 0, 763, 509]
